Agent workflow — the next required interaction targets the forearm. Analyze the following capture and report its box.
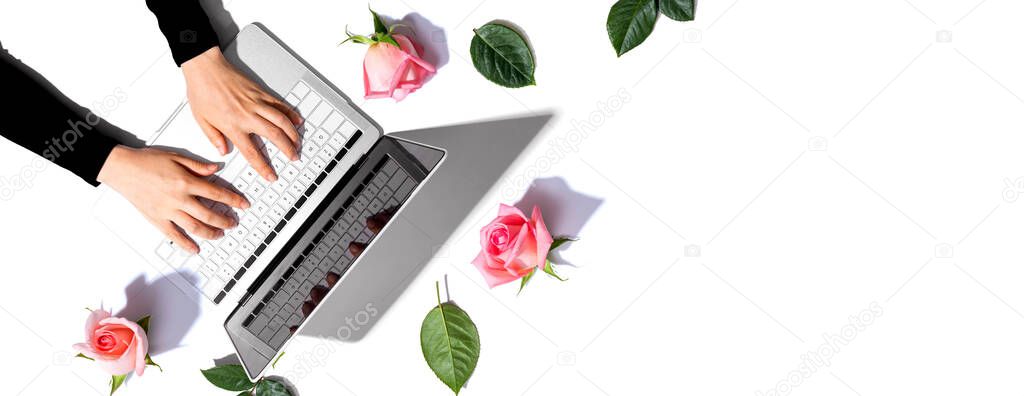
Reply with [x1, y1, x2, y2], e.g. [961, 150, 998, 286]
[0, 50, 119, 186]
[145, 0, 220, 66]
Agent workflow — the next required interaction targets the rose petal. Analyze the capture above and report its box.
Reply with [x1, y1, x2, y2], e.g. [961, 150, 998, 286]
[530, 205, 554, 266]
[83, 309, 111, 341]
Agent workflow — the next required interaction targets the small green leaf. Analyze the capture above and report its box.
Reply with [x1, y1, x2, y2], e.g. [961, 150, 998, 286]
[550, 236, 578, 252]
[75, 353, 94, 361]
[518, 268, 538, 295]
[421, 282, 480, 395]
[237, 392, 252, 396]
[542, 260, 567, 281]
[110, 374, 127, 395]
[470, 23, 536, 88]
[201, 365, 256, 392]
[136, 315, 151, 335]
[253, 378, 292, 396]
[271, 352, 285, 369]
[607, 0, 659, 56]
[145, 355, 162, 372]
[375, 34, 401, 49]
[660, 0, 696, 21]
[370, 8, 389, 35]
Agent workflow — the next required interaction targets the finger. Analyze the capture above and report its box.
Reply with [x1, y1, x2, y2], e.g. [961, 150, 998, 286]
[251, 116, 298, 161]
[310, 285, 328, 304]
[172, 154, 220, 177]
[263, 94, 303, 126]
[326, 272, 340, 287]
[366, 210, 395, 233]
[172, 211, 224, 240]
[236, 135, 278, 181]
[301, 301, 315, 317]
[188, 178, 250, 209]
[256, 103, 301, 146]
[184, 198, 237, 230]
[160, 221, 198, 254]
[198, 119, 230, 155]
[348, 242, 366, 257]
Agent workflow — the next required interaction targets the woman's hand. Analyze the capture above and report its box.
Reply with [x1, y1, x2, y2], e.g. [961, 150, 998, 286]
[182, 47, 302, 182]
[97, 145, 250, 254]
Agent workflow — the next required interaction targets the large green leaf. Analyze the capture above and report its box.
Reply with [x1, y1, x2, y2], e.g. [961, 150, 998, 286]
[253, 379, 292, 396]
[660, 0, 696, 21]
[420, 283, 480, 394]
[110, 374, 126, 395]
[470, 23, 536, 88]
[200, 365, 256, 392]
[607, 0, 659, 57]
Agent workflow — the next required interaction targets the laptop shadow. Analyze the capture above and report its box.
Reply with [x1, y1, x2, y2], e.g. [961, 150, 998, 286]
[300, 112, 553, 342]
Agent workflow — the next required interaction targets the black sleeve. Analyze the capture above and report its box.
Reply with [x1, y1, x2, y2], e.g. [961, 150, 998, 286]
[145, 0, 220, 66]
[0, 51, 119, 186]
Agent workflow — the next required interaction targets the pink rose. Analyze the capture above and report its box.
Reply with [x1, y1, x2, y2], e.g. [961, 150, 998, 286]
[73, 309, 149, 376]
[363, 34, 436, 101]
[472, 204, 554, 288]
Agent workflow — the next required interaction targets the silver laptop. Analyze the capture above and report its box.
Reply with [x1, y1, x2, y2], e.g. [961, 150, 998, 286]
[139, 23, 445, 378]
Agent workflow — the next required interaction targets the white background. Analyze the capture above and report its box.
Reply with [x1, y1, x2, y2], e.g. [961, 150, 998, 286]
[2, 0, 1024, 395]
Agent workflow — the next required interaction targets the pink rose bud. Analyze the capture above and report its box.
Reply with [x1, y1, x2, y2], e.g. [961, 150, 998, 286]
[363, 34, 436, 101]
[472, 204, 554, 288]
[72, 309, 150, 376]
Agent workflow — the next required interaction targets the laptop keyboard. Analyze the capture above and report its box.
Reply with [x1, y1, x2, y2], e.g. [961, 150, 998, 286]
[242, 156, 418, 349]
[154, 81, 363, 303]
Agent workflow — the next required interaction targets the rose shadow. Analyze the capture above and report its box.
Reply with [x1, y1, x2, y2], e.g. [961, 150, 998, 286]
[514, 177, 603, 267]
[383, 12, 448, 85]
[115, 271, 202, 356]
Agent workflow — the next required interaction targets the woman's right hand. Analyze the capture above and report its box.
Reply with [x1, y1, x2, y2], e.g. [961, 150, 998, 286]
[97, 145, 250, 254]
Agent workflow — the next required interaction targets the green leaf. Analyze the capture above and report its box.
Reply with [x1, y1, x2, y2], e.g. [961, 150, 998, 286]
[110, 374, 126, 395]
[518, 268, 538, 295]
[200, 365, 256, 392]
[145, 355, 162, 372]
[660, 0, 695, 21]
[607, 0, 659, 57]
[253, 379, 292, 396]
[542, 260, 567, 281]
[375, 34, 401, 49]
[470, 23, 536, 88]
[420, 282, 480, 395]
[370, 8, 389, 35]
[237, 392, 252, 396]
[136, 315, 151, 335]
[271, 352, 285, 369]
[550, 236, 578, 252]
[75, 353, 94, 361]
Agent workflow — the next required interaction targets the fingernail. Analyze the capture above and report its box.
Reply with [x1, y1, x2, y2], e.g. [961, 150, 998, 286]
[188, 246, 200, 254]
[218, 145, 226, 155]
[208, 163, 219, 171]
[241, 199, 251, 209]
[269, 174, 279, 182]
[291, 153, 299, 161]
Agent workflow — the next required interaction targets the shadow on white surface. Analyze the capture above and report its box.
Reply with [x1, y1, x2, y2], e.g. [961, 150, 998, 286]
[515, 177, 603, 267]
[116, 272, 202, 356]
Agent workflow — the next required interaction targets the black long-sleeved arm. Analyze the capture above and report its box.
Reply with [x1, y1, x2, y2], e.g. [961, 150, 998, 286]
[0, 1, 219, 186]
[0, 52, 120, 186]
[145, 0, 220, 66]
